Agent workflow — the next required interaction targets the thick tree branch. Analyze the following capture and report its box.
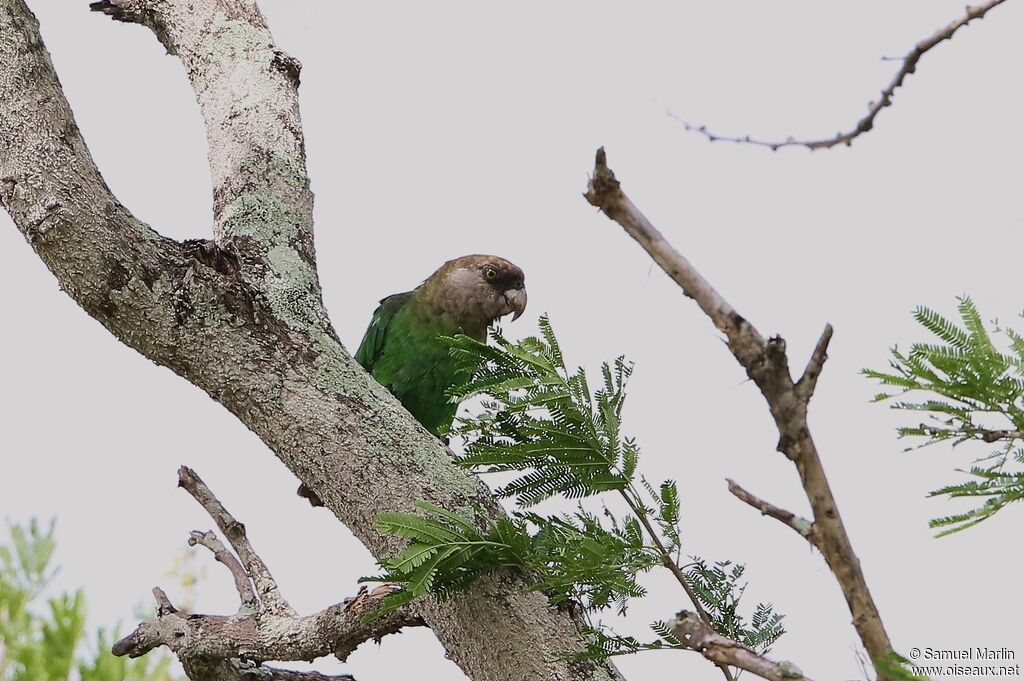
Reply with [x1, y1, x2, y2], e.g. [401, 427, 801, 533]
[672, 611, 813, 681]
[115, 589, 420, 668]
[114, 469, 423, 680]
[90, 0, 325, 330]
[726, 479, 816, 547]
[672, 0, 1010, 150]
[0, 2, 626, 679]
[586, 148, 893, 678]
[257, 671, 354, 681]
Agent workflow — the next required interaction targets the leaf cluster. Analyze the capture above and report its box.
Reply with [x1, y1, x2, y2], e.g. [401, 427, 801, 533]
[371, 316, 784, 663]
[865, 297, 1024, 535]
[446, 316, 638, 506]
[371, 502, 658, 619]
[685, 559, 784, 653]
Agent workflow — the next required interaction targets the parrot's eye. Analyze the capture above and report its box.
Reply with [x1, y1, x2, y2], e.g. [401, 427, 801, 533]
[483, 267, 498, 280]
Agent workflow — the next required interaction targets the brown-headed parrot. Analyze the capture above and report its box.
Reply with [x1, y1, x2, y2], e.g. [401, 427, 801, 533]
[298, 254, 526, 505]
[354, 254, 527, 435]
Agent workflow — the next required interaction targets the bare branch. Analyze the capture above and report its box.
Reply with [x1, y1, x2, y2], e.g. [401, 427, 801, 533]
[979, 429, 1023, 443]
[672, 611, 814, 681]
[671, 0, 1010, 150]
[187, 530, 258, 612]
[178, 466, 294, 616]
[586, 149, 893, 678]
[726, 479, 816, 546]
[583, 147, 765, 367]
[795, 325, 833, 402]
[114, 585, 421, 664]
[152, 587, 177, 616]
[116, 469, 424, 681]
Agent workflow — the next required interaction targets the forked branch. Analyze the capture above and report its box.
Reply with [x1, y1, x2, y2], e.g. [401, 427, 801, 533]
[114, 468, 423, 681]
[90, 0, 326, 329]
[585, 148, 893, 679]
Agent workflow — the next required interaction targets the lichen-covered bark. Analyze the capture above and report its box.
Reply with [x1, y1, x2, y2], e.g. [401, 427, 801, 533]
[0, 2, 624, 680]
[93, 0, 325, 331]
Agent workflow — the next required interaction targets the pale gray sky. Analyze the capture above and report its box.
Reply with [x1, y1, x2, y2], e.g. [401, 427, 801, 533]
[2, 1, 1022, 679]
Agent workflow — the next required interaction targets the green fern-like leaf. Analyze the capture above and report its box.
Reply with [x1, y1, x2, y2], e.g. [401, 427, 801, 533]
[866, 298, 1024, 535]
[444, 317, 637, 506]
[371, 316, 785, 666]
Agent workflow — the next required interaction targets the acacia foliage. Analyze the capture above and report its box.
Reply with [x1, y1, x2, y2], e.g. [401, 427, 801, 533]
[371, 316, 784, 663]
[866, 297, 1024, 535]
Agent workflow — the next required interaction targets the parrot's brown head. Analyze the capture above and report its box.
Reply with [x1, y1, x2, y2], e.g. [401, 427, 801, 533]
[419, 254, 527, 337]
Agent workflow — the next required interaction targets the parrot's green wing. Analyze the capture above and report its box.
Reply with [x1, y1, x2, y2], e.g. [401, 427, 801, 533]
[353, 290, 464, 436]
[354, 292, 413, 372]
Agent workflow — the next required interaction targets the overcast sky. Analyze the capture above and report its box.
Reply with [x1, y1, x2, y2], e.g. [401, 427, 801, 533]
[2, 1, 1022, 679]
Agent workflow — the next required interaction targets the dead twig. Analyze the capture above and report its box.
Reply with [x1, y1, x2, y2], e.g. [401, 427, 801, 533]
[671, 0, 1010, 150]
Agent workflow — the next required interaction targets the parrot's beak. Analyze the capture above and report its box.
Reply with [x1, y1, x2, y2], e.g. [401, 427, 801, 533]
[503, 288, 528, 321]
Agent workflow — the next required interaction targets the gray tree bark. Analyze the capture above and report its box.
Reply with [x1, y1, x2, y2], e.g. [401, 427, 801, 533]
[0, 1, 624, 680]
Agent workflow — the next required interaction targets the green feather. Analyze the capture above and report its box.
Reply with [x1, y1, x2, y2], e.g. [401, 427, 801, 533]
[354, 291, 471, 436]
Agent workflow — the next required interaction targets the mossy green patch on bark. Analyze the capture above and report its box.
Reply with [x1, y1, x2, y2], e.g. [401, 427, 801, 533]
[222, 192, 301, 242]
[263, 242, 323, 328]
[240, 151, 309, 192]
[206, 12, 274, 64]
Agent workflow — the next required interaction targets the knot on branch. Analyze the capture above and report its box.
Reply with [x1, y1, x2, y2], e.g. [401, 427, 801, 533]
[583, 147, 623, 214]
[89, 0, 148, 24]
[272, 50, 303, 85]
[183, 239, 241, 277]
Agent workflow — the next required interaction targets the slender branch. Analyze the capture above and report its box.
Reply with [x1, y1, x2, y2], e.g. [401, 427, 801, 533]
[979, 429, 1023, 443]
[583, 148, 765, 367]
[672, 611, 814, 681]
[619, 491, 710, 623]
[795, 326, 833, 402]
[178, 466, 294, 616]
[726, 480, 816, 547]
[918, 423, 1024, 443]
[187, 530, 258, 611]
[619, 490, 735, 681]
[586, 148, 893, 679]
[670, 0, 1011, 150]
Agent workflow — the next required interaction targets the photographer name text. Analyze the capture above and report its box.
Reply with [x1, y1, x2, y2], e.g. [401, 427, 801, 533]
[911, 648, 1016, 661]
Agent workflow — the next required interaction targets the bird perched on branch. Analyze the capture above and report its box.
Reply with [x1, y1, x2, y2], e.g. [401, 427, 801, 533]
[298, 254, 527, 506]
